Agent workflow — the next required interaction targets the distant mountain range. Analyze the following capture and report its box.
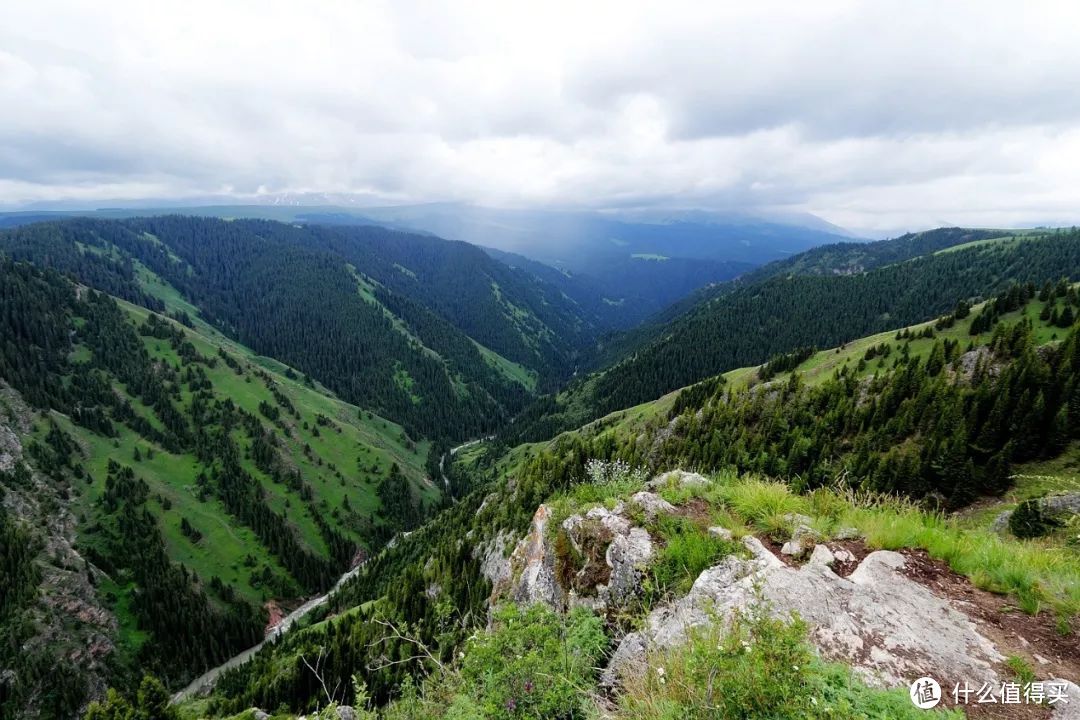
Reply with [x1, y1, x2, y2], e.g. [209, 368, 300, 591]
[0, 200, 862, 327]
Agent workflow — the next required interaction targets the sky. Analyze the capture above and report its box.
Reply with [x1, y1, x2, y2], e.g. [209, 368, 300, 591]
[2, 0, 1080, 235]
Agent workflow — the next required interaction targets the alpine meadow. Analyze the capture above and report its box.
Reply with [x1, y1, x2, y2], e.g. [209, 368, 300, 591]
[3, 3, 1080, 719]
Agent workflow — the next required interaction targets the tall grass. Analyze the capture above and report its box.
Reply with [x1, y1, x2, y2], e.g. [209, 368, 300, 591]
[718, 478, 810, 536]
[714, 475, 1080, 624]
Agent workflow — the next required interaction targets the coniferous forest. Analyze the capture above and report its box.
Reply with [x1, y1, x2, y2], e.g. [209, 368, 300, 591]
[1, 218, 1080, 720]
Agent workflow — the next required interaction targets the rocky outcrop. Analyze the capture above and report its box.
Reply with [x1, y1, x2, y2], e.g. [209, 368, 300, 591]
[500, 504, 567, 610]
[1051, 679, 1080, 720]
[629, 491, 676, 521]
[604, 536, 1005, 691]
[0, 384, 116, 717]
[561, 506, 655, 610]
[497, 499, 659, 613]
[991, 493, 1080, 534]
[474, 529, 513, 596]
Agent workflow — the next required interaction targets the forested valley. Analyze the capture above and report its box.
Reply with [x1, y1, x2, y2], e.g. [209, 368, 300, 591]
[2, 219, 1080, 720]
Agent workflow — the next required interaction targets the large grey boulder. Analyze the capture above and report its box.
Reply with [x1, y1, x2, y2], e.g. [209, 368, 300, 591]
[1044, 493, 1080, 517]
[604, 538, 1004, 691]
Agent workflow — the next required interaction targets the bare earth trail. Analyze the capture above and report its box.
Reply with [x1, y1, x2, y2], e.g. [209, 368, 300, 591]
[171, 548, 367, 702]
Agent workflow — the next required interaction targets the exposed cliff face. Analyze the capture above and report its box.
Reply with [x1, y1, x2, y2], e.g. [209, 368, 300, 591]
[0, 384, 115, 719]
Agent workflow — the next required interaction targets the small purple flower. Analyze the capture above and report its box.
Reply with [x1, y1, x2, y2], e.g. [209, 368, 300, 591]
[507, 697, 517, 711]
[524, 680, 534, 693]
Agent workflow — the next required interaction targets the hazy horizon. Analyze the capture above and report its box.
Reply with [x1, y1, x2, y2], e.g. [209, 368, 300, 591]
[4, 1, 1080, 237]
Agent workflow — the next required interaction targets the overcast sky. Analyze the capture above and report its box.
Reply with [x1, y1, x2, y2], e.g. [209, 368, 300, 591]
[3, 1, 1080, 234]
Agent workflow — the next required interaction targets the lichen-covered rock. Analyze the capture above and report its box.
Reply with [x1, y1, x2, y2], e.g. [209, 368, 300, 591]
[475, 529, 513, 598]
[991, 493, 1080, 536]
[1043, 493, 1080, 521]
[708, 526, 733, 541]
[503, 505, 566, 610]
[605, 527, 654, 605]
[781, 522, 819, 558]
[780, 539, 805, 557]
[834, 526, 861, 540]
[498, 501, 659, 613]
[0, 422, 21, 473]
[605, 537, 1004, 692]
[646, 470, 711, 491]
[990, 510, 1012, 533]
[629, 491, 676, 521]
[832, 548, 855, 563]
[783, 512, 814, 528]
[807, 543, 835, 566]
[560, 505, 654, 610]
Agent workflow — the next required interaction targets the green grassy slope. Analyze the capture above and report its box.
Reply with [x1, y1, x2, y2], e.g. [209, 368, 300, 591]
[485, 284, 1080, 490]
[508, 229, 1080, 445]
[21, 278, 435, 673]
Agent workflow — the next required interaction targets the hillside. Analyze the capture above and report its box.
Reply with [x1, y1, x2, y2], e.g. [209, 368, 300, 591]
[0, 206, 804, 331]
[170, 280, 1080, 719]
[0, 217, 596, 440]
[4, 223, 1080, 720]
[482, 245, 753, 328]
[506, 228, 1080, 444]
[0, 258, 437, 718]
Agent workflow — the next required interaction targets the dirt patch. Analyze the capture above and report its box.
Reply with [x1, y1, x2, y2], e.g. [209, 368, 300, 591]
[963, 701, 1052, 719]
[900, 548, 1080, 688]
[676, 497, 713, 525]
[264, 600, 285, 634]
[827, 539, 871, 578]
[756, 534, 797, 566]
[751, 535, 872, 576]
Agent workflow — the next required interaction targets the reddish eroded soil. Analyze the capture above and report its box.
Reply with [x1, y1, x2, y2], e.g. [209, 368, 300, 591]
[753, 534, 872, 576]
[264, 600, 285, 634]
[899, 549, 1080, 679]
[753, 533, 790, 562]
[899, 548, 1078, 718]
[674, 497, 713, 525]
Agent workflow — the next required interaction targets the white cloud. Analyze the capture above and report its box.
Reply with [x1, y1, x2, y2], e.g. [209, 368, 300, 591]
[2, 0, 1080, 233]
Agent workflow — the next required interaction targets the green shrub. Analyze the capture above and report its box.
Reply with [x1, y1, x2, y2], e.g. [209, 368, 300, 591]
[1005, 655, 1037, 687]
[459, 603, 607, 720]
[1009, 500, 1061, 539]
